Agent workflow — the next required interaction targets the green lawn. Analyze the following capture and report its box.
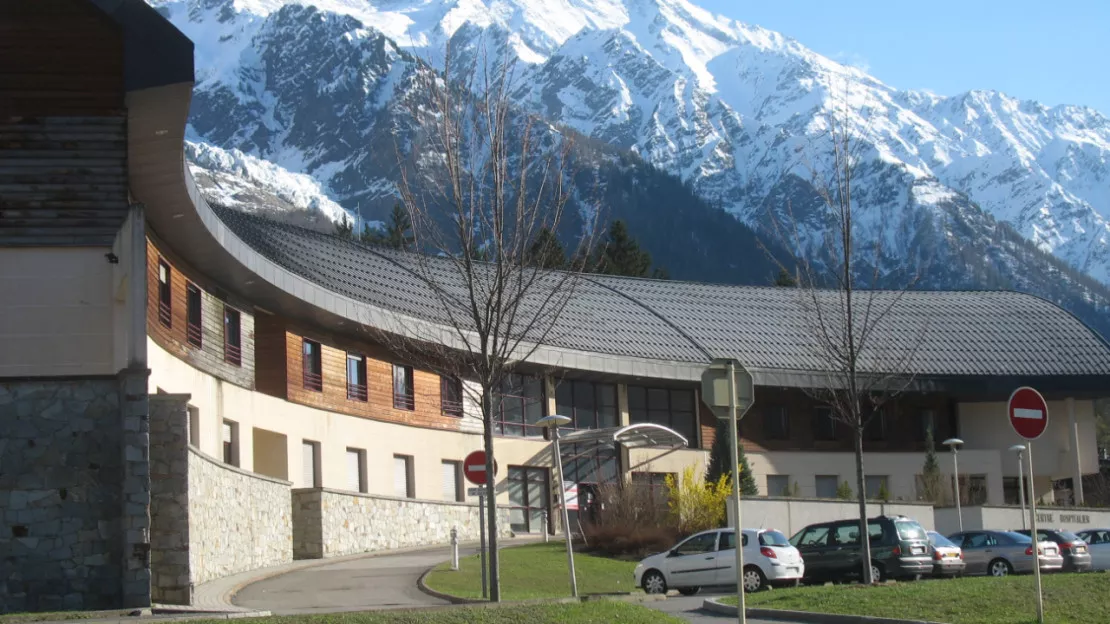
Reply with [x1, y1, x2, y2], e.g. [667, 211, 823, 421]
[423, 543, 637, 601]
[0, 610, 133, 624]
[200, 603, 677, 624]
[723, 572, 1110, 624]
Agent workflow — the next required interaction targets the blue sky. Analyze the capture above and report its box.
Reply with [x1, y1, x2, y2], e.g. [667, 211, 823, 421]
[699, 0, 1109, 115]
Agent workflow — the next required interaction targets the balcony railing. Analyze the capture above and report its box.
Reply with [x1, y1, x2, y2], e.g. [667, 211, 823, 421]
[302, 369, 323, 392]
[224, 342, 242, 367]
[442, 399, 464, 418]
[186, 322, 202, 348]
[393, 392, 415, 411]
[158, 300, 171, 328]
[347, 382, 368, 402]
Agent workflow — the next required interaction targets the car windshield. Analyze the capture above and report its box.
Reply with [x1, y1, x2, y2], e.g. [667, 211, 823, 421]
[928, 532, 957, 548]
[895, 520, 926, 540]
[759, 531, 790, 547]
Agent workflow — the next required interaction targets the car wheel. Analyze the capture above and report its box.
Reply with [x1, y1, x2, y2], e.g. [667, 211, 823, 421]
[642, 570, 667, 595]
[870, 562, 885, 583]
[678, 587, 701, 596]
[743, 566, 766, 593]
[988, 559, 1013, 578]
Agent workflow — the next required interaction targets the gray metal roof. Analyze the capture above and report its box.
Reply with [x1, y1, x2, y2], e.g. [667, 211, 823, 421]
[214, 206, 1110, 381]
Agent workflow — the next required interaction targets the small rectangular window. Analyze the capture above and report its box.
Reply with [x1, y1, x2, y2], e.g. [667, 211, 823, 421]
[394, 454, 414, 498]
[302, 440, 321, 488]
[393, 364, 414, 410]
[813, 407, 837, 441]
[187, 405, 200, 447]
[764, 406, 790, 440]
[866, 407, 887, 441]
[346, 448, 367, 493]
[767, 474, 791, 496]
[347, 353, 368, 401]
[222, 419, 239, 467]
[185, 283, 202, 347]
[442, 460, 463, 502]
[224, 307, 242, 366]
[157, 260, 172, 328]
[441, 376, 463, 417]
[302, 339, 322, 391]
[815, 475, 839, 499]
[865, 475, 889, 499]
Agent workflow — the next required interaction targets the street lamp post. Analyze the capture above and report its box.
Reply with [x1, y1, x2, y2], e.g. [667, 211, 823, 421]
[943, 438, 964, 532]
[1009, 444, 1028, 530]
[537, 414, 577, 598]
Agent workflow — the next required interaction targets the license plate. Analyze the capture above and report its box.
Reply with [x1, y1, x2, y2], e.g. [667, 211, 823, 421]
[1077, 546, 1087, 554]
[1046, 548, 1057, 556]
[911, 546, 925, 555]
[944, 553, 958, 559]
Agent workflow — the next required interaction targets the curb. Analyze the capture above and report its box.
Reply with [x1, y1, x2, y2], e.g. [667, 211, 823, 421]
[701, 599, 947, 624]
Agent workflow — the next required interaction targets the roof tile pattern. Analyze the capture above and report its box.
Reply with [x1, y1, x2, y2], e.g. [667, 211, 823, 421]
[216, 207, 1110, 377]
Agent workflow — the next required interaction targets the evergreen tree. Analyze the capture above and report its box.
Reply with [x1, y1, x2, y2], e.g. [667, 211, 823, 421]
[598, 220, 652, 277]
[334, 215, 354, 239]
[526, 227, 566, 269]
[382, 202, 415, 250]
[919, 427, 945, 503]
[836, 481, 854, 500]
[651, 266, 671, 280]
[774, 268, 797, 287]
[705, 421, 759, 496]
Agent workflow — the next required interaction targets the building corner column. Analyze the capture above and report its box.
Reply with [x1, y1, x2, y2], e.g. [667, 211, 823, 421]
[118, 366, 152, 608]
[1067, 397, 1084, 505]
[617, 384, 631, 485]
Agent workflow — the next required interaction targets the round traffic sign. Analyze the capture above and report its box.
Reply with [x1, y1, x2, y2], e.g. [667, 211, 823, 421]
[463, 450, 498, 485]
[1008, 386, 1049, 441]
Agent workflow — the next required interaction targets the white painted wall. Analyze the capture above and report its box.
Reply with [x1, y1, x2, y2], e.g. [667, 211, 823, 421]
[728, 497, 936, 537]
[934, 505, 1110, 535]
[959, 400, 1099, 478]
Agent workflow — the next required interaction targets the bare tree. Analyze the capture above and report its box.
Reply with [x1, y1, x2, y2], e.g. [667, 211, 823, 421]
[770, 85, 929, 584]
[371, 42, 600, 601]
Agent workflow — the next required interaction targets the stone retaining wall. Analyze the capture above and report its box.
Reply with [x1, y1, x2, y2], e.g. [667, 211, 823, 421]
[188, 448, 293, 584]
[292, 488, 512, 559]
[149, 395, 191, 605]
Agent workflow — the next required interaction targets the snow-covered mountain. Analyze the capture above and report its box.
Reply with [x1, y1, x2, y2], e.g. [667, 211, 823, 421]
[151, 0, 1110, 336]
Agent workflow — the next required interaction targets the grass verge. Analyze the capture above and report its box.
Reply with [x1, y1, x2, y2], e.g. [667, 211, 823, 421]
[0, 610, 137, 624]
[724, 572, 1109, 624]
[423, 542, 637, 600]
[200, 602, 677, 624]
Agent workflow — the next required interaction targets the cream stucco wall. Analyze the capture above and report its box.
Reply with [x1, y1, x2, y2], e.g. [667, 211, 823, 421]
[958, 399, 1099, 478]
[1, 248, 116, 376]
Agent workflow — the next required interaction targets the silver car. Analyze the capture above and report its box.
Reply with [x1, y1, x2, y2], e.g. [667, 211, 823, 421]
[1076, 529, 1110, 571]
[926, 531, 965, 577]
[948, 530, 1063, 577]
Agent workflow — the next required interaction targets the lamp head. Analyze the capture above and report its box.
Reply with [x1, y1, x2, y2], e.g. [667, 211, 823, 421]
[1008, 444, 1027, 453]
[942, 438, 964, 450]
[536, 414, 572, 429]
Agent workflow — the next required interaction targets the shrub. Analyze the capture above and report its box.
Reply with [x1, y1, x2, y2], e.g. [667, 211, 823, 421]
[579, 480, 678, 558]
[836, 480, 854, 500]
[666, 466, 731, 535]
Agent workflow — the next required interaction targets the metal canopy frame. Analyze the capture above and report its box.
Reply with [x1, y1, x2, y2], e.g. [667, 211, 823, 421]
[557, 423, 689, 469]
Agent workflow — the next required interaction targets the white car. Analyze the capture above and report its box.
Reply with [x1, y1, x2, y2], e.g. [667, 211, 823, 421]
[634, 528, 805, 595]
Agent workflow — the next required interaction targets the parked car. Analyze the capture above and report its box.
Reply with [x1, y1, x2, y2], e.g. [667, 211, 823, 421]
[789, 515, 932, 583]
[1013, 529, 1092, 572]
[926, 531, 966, 577]
[634, 528, 804, 595]
[948, 530, 1063, 577]
[1075, 529, 1110, 571]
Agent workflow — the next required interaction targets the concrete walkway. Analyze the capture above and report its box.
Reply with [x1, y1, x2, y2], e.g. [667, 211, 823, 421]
[646, 593, 785, 623]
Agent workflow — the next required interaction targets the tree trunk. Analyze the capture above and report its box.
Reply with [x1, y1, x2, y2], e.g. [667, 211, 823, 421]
[854, 428, 873, 584]
[482, 383, 501, 602]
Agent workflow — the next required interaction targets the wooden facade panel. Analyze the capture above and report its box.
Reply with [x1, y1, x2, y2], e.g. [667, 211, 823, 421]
[253, 314, 288, 399]
[282, 326, 463, 432]
[145, 238, 256, 389]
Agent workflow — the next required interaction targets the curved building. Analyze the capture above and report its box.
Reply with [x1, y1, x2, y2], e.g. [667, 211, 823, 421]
[2, 0, 1109, 612]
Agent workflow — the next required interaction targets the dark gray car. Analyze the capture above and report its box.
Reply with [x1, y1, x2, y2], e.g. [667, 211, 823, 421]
[1013, 529, 1092, 572]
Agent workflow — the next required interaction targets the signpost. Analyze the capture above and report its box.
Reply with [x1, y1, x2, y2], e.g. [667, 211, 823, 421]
[464, 451, 498, 600]
[1008, 386, 1049, 624]
[702, 358, 755, 624]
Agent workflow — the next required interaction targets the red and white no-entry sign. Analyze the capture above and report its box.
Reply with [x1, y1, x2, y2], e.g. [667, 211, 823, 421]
[1008, 386, 1049, 441]
[463, 450, 498, 485]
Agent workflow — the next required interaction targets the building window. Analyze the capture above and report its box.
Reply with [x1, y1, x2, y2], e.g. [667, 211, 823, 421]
[157, 260, 172, 328]
[346, 353, 367, 401]
[302, 339, 322, 391]
[767, 474, 791, 496]
[302, 440, 321, 487]
[763, 405, 790, 440]
[508, 466, 549, 533]
[185, 283, 202, 347]
[813, 407, 837, 441]
[955, 474, 988, 505]
[865, 475, 889, 499]
[224, 307, 242, 366]
[441, 376, 463, 417]
[627, 387, 696, 446]
[346, 448, 367, 493]
[562, 443, 620, 485]
[496, 374, 545, 437]
[632, 472, 673, 508]
[815, 475, 839, 499]
[442, 460, 463, 502]
[394, 454, 414, 498]
[187, 405, 200, 447]
[1003, 477, 1031, 505]
[866, 407, 887, 441]
[556, 380, 618, 431]
[222, 420, 239, 466]
[918, 410, 935, 441]
[393, 364, 415, 410]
